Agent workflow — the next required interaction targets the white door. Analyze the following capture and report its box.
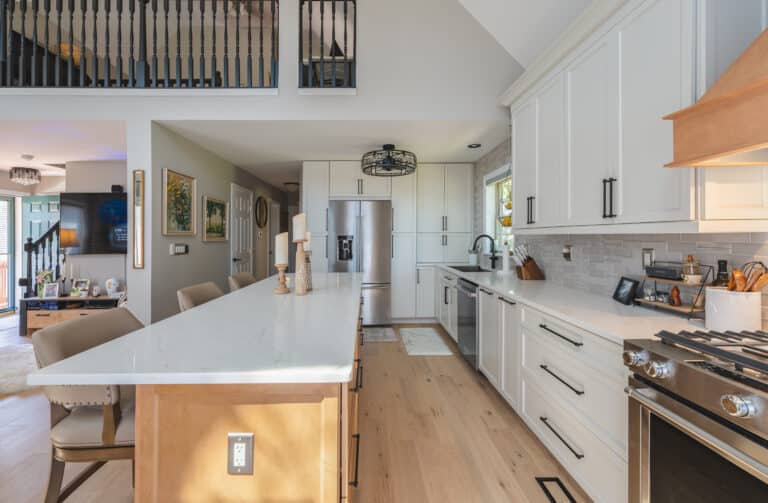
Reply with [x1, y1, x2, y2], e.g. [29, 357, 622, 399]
[391, 173, 417, 233]
[617, 0, 695, 224]
[415, 266, 436, 318]
[500, 298, 521, 411]
[230, 184, 254, 275]
[416, 234, 444, 263]
[360, 173, 391, 197]
[535, 75, 566, 227]
[392, 234, 416, 318]
[566, 33, 619, 226]
[478, 289, 501, 389]
[267, 200, 281, 276]
[302, 161, 329, 235]
[512, 100, 537, 228]
[330, 161, 362, 198]
[417, 164, 445, 233]
[444, 164, 473, 233]
[444, 234, 471, 263]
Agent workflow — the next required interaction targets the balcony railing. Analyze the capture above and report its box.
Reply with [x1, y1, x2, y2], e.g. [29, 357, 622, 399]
[299, 0, 354, 88]
[0, 0, 279, 89]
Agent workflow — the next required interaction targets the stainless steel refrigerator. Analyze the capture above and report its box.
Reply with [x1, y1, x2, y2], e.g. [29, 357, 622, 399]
[328, 200, 391, 326]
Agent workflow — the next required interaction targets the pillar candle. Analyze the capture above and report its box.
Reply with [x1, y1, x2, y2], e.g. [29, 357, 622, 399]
[275, 232, 288, 265]
[293, 213, 306, 242]
[304, 232, 312, 252]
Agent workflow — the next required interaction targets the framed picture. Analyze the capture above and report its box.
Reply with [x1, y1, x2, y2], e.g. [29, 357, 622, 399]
[133, 170, 145, 269]
[42, 282, 59, 299]
[203, 196, 229, 242]
[162, 168, 197, 236]
[255, 196, 268, 228]
[72, 279, 91, 296]
[613, 276, 640, 305]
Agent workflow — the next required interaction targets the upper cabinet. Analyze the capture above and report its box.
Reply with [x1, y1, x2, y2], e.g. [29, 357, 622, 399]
[444, 164, 474, 233]
[330, 161, 391, 198]
[391, 173, 417, 233]
[302, 161, 330, 235]
[512, 101, 537, 228]
[417, 164, 473, 234]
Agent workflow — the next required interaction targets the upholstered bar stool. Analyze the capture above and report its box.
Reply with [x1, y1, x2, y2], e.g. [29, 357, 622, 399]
[31, 307, 144, 503]
[228, 272, 257, 291]
[177, 281, 224, 312]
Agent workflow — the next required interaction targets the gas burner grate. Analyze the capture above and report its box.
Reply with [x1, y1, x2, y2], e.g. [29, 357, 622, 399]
[657, 330, 768, 375]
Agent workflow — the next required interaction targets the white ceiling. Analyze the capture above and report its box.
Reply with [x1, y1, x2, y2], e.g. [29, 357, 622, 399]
[160, 120, 509, 189]
[458, 0, 592, 68]
[0, 121, 126, 175]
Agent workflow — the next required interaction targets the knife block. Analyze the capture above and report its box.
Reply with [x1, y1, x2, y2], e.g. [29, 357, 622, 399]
[516, 258, 545, 280]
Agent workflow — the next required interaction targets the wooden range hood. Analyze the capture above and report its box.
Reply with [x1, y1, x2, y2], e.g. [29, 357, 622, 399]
[665, 28, 768, 167]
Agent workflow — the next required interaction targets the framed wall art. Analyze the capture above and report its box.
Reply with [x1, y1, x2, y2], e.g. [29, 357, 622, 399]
[162, 168, 196, 236]
[133, 170, 145, 269]
[203, 195, 229, 242]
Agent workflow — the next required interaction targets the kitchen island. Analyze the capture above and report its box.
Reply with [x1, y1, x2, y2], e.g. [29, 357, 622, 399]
[28, 273, 364, 503]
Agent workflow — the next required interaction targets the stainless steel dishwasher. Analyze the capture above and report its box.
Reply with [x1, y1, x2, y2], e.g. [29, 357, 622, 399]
[456, 278, 479, 369]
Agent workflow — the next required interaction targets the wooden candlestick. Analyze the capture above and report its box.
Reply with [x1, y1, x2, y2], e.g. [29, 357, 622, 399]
[274, 264, 290, 294]
[294, 241, 309, 296]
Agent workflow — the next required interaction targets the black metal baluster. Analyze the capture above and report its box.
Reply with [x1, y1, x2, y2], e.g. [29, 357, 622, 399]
[234, 0, 240, 87]
[343, 0, 347, 87]
[19, 0, 26, 86]
[297, 0, 302, 87]
[136, 0, 147, 86]
[174, 0, 179, 87]
[54, 229, 60, 279]
[246, 0, 252, 88]
[186, 0, 192, 87]
[162, 0, 168, 87]
[103, 0, 111, 87]
[319, 0, 324, 87]
[0, 0, 6, 87]
[150, 0, 157, 87]
[331, 0, 336, 87]
[210, 0, 216, 87]
[79, 0, 86, 86]
[90, 0, 97, 87]
[47, 235, 52, 273]
[6, 0, 13, 86]
[222, 0, 228, 87]
[257, 0, 263, 88]
[115, 0, 123, 87]
[31, 0, 39, 86]
[351, 0, 355, 86]
[198, 0, 204, 87]
[67, 0, 74, 86]
[270, 0, 275, 86]
[127, 0, 135, 87]
[42, 0, 50, 85]
[307, 0, 312, 87]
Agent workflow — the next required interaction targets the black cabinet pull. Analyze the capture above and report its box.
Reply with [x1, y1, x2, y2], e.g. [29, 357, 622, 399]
[351, 359, 363, 392]
[539, 416, 584, 460]
[499, 297, 516, 305]
[540, 364, 584, 396]
[359, 329, 365, 346]
[444, 286, 449, 305]
[607, 177, 617, 218]
[601, 179, 608, 218]
[530, 196, 535, 224]
[350, 433, 362, 487]
[538, 323, 583, 347]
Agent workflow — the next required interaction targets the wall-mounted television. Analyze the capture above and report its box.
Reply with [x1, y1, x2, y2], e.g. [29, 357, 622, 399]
[60, 193, 128, 255]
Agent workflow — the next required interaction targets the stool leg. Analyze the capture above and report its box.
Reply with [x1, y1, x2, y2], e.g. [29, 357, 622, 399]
[43, 449, 64, 503]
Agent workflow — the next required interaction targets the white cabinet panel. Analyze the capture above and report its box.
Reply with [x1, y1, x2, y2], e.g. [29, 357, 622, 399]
[444, 164, 473, 233]
[361, 173, 391, 197]
[416, 234, 444, 263]
[391, 173, 417, 233]
[512, 100, 537, 228]
[444, 234, 471, 263]
[566, 33, 619, 226]
[311, 236, 329, 274]
[449, 287, 458, 341]
[438, 278, 451, 331]
[416, 266, 436, 318]
[301, 161, 329, 235]
[535, 75, 566, 227]
[478, 289, 501, 388]
[703, 167, 768, 220]
[329, 161, 361, 198]
[392, 234, 416, 319]
[500, 298, 520, 411]
[417, 164, 445, 233]
[617, 0, 695, 224]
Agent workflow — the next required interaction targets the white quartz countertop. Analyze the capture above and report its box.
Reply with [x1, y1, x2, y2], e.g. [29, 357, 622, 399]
[436, 265, 703, 345]
[28, 273, 363, 386]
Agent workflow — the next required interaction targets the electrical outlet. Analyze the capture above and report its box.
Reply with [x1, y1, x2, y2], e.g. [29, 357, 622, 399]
[169, 243, 189, 256]
[642, 248, 655, 269]
[227, 433, 254, 475]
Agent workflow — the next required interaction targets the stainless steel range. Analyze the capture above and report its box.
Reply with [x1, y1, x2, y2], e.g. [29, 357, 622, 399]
[624, 330, 768, 502]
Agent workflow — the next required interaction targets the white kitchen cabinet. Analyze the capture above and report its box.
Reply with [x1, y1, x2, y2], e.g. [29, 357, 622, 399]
[702, 167, 768, 220]
[392, 234, 416, 319]
[416, 234, 444, 263]
[438, 276, 451, 332]
[417, 163, 473, 233]
[500, 298, 520, 411]
[329, 161, 390, 198]
[311, 236, 329, 274]
[417, 163, 447, 232]
[391, 173, 417, 233]
[478, 289, 501, 389]
[361, 173, 391, 197]
[301, 161, 330, 235]
[444, 234, 471, 263]
[444, 164, 473, 233]
[512, 100, 537, 228]
[535, 75, 566, 227]
[449, 287, 458, 340]
[415, 266, 436, 318]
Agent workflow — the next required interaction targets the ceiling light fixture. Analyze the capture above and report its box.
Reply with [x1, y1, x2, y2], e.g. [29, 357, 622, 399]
[468, 143, 482, 149]
[283, 182, 300, 193]
[10, 167, 41, 186]
[361, 144, 417, 177]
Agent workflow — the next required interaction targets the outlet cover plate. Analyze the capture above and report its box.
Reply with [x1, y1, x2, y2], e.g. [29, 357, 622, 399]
[227, 433, 254, 475]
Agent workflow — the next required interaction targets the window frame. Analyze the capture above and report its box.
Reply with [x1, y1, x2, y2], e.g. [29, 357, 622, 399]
[482, 164, 513, 252]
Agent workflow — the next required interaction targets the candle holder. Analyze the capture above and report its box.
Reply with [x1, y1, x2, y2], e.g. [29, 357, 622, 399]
[305, 250, 313, 292]
[294, 240, 309, 296]
[274, 264, 290, 294]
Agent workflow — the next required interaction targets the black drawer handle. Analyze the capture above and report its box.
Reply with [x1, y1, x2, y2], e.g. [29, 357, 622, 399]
[539, 324, 583, 348]
[359, 329, 365, 346]
[35, 313, 51, 317]
[350, 433, 361, 487]
[539, 416, 584, 460]
[499, 297, 516, 305]
[540, 364, 584, 396]
[351, 359, 363, 392]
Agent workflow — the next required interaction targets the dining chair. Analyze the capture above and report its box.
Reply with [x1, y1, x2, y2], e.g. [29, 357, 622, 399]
[228, 272, 257, 292]
[177, 281, 224, 312]
[31, 307, 144, 503]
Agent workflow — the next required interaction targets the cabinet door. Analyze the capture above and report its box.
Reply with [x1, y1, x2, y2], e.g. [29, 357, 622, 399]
[535, 75, 566, 227]
[330, 161, 362, 198]
[360, 173, 391, 197]
[444, 164, 473, 233]
[501, 298, 521, 411]
[449, 287, 458, 342]
[417, 164, 445, 233]
[312, 236, 329, 274]
[478, 289, 501, 389]
[391, 173, 417, 233]
[702, 167, 768, 220]
[444, 234, 471, 263]
[301, 161, 330, 235]
[415, 266, 436, 318]
[437, 279, 451, 330]
[391, 234, 416, 319]
[617, 0, 695, 224]
[416, 234, 444, 263]
[566, 33, 619, 226]
[512, 100, 537, 228]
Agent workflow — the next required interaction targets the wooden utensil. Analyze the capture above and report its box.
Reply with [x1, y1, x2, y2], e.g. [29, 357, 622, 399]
[728, 270, 737, 291]
[733, 269, 747, 292]
[751, 273, 768, 292]
[746, 269, 764, 291]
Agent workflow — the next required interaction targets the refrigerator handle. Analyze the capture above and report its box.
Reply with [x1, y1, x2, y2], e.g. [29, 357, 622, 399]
[391, 236, 394, 259]
[417, 269, 420, 284]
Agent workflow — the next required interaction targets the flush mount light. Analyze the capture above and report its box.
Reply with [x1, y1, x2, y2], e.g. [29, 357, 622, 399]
[10, 167, 41, 185]
[283, 182, 300, 193]
[361, 144, 417, 177]
[468, 143, 482, 149]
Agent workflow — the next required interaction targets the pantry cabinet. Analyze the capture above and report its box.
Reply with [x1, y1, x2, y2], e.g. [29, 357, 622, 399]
[329, 161, 391, 198]
[417, 233, 472, 263]
[391, 173, 417, 233]
[392, 234, 416, 319]
[417, 163, 473, 233]
[301, 161, 330, 235]
[415, 266, 436, 319]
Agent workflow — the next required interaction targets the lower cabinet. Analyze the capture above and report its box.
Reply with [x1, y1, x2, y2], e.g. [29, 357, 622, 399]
[437, 272, 458, 340]
[478, 289, 501, 388]
[500, 298, 521, 410]
[415, 266, 436, 318]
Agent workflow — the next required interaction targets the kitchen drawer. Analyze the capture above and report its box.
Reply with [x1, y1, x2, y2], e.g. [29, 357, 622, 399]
[520, 305, 623, 379]
[438, 271, 458, 287]
[522, 378, 627, 503]
[27, 310, 61, 328]
[522, 326, 626, 457]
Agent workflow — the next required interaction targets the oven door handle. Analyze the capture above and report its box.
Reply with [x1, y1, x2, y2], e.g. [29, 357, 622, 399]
[627, 384, 768, 483]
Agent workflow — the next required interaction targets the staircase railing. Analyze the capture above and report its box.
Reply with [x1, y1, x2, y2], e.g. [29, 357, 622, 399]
[19, 221, 60, 298]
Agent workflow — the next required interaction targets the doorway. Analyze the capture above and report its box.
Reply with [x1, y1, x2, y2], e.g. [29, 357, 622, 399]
[230, 184, 254, 275]
[0, 197, 16, 313]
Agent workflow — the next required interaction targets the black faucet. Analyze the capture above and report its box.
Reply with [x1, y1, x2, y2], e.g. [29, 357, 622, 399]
[472, 234, 499, 270]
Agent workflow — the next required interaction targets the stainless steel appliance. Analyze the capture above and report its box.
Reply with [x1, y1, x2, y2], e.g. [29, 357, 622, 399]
[623, 330, 768, 502]
[456, 278, 478, 369]
[328, 200, 391, 325]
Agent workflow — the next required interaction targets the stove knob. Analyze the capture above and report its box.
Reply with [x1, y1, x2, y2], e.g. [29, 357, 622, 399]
[623, 350, 648, 367]
[720, 395, 757, 418]
[645, 361, 672, 379]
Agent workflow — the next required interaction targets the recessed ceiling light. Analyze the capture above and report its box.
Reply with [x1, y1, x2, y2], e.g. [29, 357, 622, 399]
[467, 143, 482, 149]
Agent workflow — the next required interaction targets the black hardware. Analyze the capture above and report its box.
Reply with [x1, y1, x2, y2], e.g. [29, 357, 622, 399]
[538, 324, 583, 347]
[526, 197, 531, 224]
[602, 179, 608, 218]
[349, 433, 361, 487]
[535, 477, 577, 503]
[530, 196, 536, 224]
[351, 359, 363, 392]
[359, 329, 364, 346]
[499, 297, 516, 305]
[300, 0, 355, 89]
[444, 286, 448, 305]
[539, 416, 584, 460]
[539, 364, 584, 396]
[472, 234, 499, 269]
[607, 177, 617, 218]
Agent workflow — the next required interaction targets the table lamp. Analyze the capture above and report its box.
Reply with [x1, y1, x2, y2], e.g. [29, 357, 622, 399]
[59, 228, 79, 295]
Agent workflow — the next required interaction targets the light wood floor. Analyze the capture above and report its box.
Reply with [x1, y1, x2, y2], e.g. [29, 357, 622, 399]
[0, 324, 588, 502]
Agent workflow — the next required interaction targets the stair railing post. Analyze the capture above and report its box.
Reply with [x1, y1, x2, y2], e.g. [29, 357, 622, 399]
[23, 238, 33, 298]
[136, 0, 148, 87]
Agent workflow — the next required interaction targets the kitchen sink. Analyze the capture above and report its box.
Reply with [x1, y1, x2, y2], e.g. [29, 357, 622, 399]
[449, 265, 491, 273]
